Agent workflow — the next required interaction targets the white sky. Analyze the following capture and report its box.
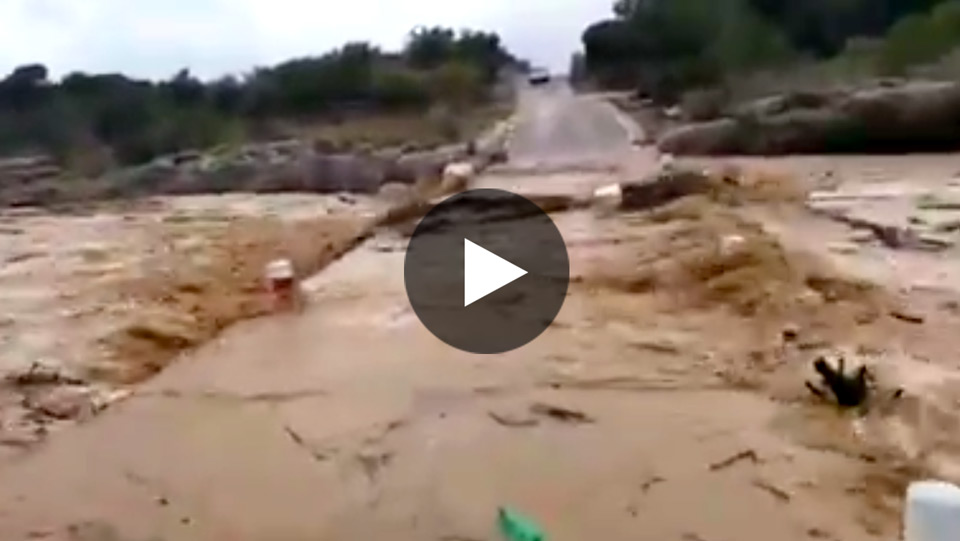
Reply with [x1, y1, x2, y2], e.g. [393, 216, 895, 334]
[0, 0, 612, 81]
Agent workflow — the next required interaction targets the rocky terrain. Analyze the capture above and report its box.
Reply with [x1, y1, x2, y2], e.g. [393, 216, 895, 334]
[613, 80, 960, 157]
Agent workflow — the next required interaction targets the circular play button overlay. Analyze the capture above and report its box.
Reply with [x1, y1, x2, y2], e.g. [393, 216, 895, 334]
[404, 188, 570, 354]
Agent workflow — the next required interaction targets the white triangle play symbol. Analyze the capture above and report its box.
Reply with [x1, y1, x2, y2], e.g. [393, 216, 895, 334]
[464, 238, 528, 307]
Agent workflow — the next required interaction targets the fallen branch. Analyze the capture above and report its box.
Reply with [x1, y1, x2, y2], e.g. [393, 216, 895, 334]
[805, 356, 869, 408]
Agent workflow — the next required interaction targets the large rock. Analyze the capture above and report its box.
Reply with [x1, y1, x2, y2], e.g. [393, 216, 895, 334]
[620, 168, 711, 210]
[658, 119, 742, 155]
[244, 162, 305, 193]
[388, 151, 447, 185]
[301, 153, 387, 194]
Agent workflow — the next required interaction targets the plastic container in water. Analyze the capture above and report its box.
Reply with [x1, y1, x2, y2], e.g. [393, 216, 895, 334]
[905, 480, 960, 541]
[592, 183, 623, 209]
[264, 258, 299, 312]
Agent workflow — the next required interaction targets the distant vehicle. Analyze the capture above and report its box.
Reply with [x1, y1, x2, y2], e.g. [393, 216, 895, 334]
[528, 68, 551, 85]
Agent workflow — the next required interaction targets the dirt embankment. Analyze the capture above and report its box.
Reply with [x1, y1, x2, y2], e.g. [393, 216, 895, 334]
[613, 80, 960, 156]
[574, 165, 960, 533]
[0, 109, 514, 208]
[0, 109, 515, 452]
[0, 193, 392, 451]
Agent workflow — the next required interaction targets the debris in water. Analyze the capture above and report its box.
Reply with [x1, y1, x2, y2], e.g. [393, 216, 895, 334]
[26, 386, 96, 420]
[264, 258, 304, 313]
[356, 449, 393, 481]
[752, 478, 791, 502]
[806, 527, 833, 539]
[498, 507, 546, 541]
[488, 410, 539, 428]
[709, 449, 759, 471]
[781, 324, 799, 343]
[283, 425, 329, 463]
[529, 403, 594, 424]
[5, 361, 84, 387]
[905, 480, 960, 541]
[640, 474, 666, 493]
[890, 309, 924, 324]
[804, 355, 869, 408]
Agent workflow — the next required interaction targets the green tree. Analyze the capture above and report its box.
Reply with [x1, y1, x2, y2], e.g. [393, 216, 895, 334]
[405, 27, 456, 70]
[879, 13, 949, 74]
[429, 61, 483, 110]
[371, 68, 430, 109]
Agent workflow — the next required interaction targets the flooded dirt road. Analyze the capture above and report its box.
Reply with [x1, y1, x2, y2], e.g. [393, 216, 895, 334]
[0, 86, 951, 541]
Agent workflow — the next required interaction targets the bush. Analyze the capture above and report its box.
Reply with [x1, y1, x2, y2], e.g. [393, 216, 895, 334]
[581, 0, 960, 101]
[372, 69, 430, 109]
[428, 61, 484, 109]
[0, 25, 523, 171]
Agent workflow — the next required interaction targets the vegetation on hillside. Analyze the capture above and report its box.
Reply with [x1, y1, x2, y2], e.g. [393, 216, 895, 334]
[582, 0, 960, 102]
[0, 27, 524, 171]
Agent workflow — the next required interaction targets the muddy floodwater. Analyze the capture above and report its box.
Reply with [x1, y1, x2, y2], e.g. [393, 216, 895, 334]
[0, 193, 390, 451]
[3, 88, 960, 540]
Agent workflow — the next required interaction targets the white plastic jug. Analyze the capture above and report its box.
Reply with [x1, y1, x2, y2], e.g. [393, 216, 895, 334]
[592, 183, 623, 206]
[905, 480, 960, 541]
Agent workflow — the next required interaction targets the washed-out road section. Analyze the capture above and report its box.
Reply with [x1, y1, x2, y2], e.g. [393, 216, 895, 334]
[0, 84, 878, 541]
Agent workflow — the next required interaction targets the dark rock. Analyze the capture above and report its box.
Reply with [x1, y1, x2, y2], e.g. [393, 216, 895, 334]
[658, 119, 741, 155]
[302, 154, 386, 193]
[619, 169, 711, 210]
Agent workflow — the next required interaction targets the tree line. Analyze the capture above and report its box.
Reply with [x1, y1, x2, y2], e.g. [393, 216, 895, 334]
[581, 0, 960, 101]
[0, 27, 523, 169]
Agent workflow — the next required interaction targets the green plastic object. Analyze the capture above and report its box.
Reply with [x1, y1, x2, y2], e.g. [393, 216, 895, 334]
[497, 506, 546, 541]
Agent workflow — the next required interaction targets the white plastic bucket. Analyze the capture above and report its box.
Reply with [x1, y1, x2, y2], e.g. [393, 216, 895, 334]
[265, 259, 294, 282]
[905, 480, 960, 541]
[593, 183, 623, 207]
[264, 258, 300, 312]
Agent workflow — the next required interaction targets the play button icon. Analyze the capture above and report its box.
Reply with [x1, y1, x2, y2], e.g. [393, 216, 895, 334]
[463, 239, 527, 307]
[404, 189, 570, 354]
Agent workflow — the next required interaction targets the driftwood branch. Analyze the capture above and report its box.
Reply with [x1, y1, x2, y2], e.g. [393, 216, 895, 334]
[805, 356, 869, 407]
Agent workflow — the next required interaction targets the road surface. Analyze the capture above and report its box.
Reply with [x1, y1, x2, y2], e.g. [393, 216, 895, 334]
[0, 85, 878, 541]
[506, 82, 638, 169]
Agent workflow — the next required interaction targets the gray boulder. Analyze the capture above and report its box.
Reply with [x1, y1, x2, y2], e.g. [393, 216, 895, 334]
[302, 153, 387, 194]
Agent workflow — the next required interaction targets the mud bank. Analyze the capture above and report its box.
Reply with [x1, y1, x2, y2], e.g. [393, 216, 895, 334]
[0, 193, 389, 451]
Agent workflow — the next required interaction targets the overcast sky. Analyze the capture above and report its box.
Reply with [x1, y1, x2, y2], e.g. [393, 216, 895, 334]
[0, 0, 612, 81]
